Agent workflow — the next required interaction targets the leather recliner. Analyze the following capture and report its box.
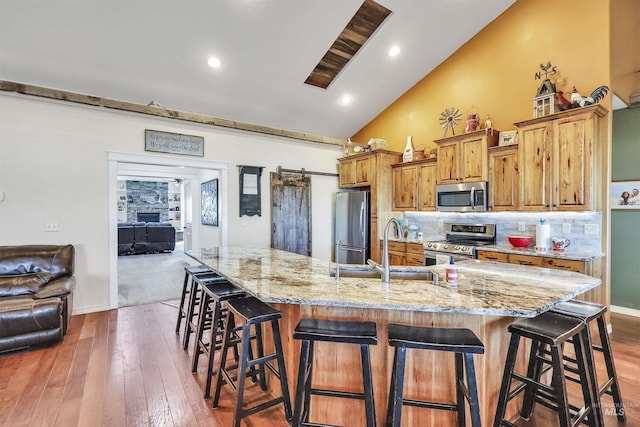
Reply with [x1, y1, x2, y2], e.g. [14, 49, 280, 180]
[0, 244, 76, 353]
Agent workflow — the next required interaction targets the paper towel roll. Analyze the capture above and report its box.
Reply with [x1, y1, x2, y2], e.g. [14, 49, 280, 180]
[536, 224, 550, 250]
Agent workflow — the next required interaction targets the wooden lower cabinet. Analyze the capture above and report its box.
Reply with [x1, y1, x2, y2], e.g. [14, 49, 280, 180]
[379, 241, 425, 266]
[476, 250, 602, 304]
[477, 250, 585, 272]
[406, 242, 425, 266]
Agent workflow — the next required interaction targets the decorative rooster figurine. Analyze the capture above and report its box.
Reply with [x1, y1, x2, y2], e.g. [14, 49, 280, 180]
[555, 91, 573, 111]
[570, 85, 609, 108]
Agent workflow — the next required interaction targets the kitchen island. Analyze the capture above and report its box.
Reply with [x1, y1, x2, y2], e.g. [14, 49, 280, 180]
[187, 247, 601, 426]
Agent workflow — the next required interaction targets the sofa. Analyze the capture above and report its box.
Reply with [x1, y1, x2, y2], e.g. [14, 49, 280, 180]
[118, 222, 176, 255]
[0, 244, 76, 353]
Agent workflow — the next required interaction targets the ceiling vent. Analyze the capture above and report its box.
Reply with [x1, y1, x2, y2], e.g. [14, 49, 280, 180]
[304, 0, 392, 90]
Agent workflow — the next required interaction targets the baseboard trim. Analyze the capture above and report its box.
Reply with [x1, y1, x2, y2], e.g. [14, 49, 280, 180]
[72, 304, 111, 315]
[610, 304, 640, 318]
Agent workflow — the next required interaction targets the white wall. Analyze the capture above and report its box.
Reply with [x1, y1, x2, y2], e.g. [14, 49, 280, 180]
[0, 93, 341, 313]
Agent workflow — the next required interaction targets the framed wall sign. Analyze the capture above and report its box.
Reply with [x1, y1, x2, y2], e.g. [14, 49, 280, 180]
[611, 180, 640, 209]
[201, 179, 219, 226]
[145, 129, 204, 157]
[498, 130, 518, 146]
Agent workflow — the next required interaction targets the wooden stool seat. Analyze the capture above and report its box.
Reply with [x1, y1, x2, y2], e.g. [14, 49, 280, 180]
[292, 318, 378, 427]
[494, 311, 599, 427]
[212, 296, 292, 427]
[386, 323, 484, 427]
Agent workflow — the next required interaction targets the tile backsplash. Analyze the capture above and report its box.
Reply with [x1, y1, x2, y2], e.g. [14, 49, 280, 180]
[402, 211, 603, 254]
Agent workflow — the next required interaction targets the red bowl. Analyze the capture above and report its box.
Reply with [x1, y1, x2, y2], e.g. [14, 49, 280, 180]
[508, 236, 533, 248]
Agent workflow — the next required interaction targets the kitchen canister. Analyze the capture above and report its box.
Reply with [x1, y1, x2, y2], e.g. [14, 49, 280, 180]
[535, 220, 550, 251]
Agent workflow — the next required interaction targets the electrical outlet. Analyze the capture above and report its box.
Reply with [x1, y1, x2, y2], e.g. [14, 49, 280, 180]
[517, 222, 526, 232]
[45, 221, 58, 232]
[584, 224, 599, 235]
[607, 323, 612, 334]
[562, 223, 571, 234]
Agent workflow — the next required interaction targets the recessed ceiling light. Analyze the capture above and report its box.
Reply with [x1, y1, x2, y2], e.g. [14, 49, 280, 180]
[207, 57, 221, 68]
[388, 46, 401, 57]
[339, 95, 353, 105]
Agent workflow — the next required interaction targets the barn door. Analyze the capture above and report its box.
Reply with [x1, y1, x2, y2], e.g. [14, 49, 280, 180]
[271, 172, 311, 256]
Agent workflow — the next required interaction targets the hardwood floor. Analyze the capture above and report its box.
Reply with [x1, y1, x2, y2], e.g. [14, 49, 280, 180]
[0, 305, 638, 427]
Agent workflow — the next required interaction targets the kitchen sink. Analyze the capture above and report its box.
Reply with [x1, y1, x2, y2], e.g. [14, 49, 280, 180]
[330, 265, 433, 281]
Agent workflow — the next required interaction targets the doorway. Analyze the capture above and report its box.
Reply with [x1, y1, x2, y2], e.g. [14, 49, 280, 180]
[270, 172, 311, 256]
[108, 152, 228, 309]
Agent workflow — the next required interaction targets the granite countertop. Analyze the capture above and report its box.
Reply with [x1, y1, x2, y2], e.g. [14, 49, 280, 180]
[187, 247, 600, 318]
[477, 245, 604, 261]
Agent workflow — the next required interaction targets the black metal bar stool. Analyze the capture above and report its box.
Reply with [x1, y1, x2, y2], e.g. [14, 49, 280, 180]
[292, 318, 378, 427]
[212, 296, 293, 427]
[493, 311, 598, 427]
[175, 265, 212, 334]
[182, 271, 227, 350]
[385, 323, 484, 427]
[545, 299, 625, 423]
[191, 278, 246, 398]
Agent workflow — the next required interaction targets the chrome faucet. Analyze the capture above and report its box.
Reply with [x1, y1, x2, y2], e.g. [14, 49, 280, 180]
[379, 218, 402, 283]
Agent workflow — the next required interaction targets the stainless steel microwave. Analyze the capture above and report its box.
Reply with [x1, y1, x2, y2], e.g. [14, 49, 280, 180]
[436, 182, 488, 212]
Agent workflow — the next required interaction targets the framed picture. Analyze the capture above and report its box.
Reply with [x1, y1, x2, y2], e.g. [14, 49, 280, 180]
[611, 180, 640, 209]
[498, 130, 518, 146]
[201, 179, 219, 226]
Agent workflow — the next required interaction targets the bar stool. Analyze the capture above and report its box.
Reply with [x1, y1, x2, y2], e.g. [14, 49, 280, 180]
[493, 311, 598, 427]
[292, 318, 378, 427]
[386, 323, 484, 427]
[175, 265, 212, 334]
[546, 300, 625, 423]
[182, 271, 227, 350]
[191, 279, 246, 398]
[212, 296, 293, 427]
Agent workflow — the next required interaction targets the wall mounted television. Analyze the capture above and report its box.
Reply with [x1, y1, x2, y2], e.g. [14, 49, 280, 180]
[137, 212, 160, 223]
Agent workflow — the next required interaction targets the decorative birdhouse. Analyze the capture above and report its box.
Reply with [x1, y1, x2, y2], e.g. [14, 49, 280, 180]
[533, 79, 556, 118]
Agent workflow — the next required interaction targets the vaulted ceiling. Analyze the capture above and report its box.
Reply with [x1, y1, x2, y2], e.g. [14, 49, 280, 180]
[0, 0, 515, 140]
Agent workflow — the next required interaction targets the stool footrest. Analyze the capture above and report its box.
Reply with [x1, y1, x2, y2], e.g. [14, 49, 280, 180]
[241, 396, 285, 418]
[311, 388, 367, 401]
[300, 422, 343, 427]
[401, 397, 457, 412]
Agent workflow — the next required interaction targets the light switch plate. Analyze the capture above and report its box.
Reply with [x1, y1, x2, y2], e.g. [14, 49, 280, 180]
[584, 224, 599, 235]
[562, 223, 571, 233]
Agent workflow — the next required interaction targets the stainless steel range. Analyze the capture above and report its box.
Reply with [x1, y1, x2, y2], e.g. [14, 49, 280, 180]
[423, 222, 496, 265]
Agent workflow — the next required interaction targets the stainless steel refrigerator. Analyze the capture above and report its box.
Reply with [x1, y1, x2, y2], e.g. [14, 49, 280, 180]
[335, 190, 370, 264]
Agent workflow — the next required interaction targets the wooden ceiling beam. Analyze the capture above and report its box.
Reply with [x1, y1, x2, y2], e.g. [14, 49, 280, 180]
[304, 0, 392, 90]
[0, 80, 346, 147]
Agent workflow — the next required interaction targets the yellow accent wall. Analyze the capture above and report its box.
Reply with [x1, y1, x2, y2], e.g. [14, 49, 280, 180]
[352, 0, 612, 153]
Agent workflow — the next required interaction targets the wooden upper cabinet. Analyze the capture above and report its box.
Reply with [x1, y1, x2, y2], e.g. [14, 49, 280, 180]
[434, 130, 499, 184]
[417, 160, 437, 211]
[392, 164, 418, 211]
[339, 153, 372, 187]
[515, 105, 605, 211]
[488, 145, 519, 211]
[553, 113, 592, 210]
[391, 158, 437, 211]
[518, 122, 552, 210]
